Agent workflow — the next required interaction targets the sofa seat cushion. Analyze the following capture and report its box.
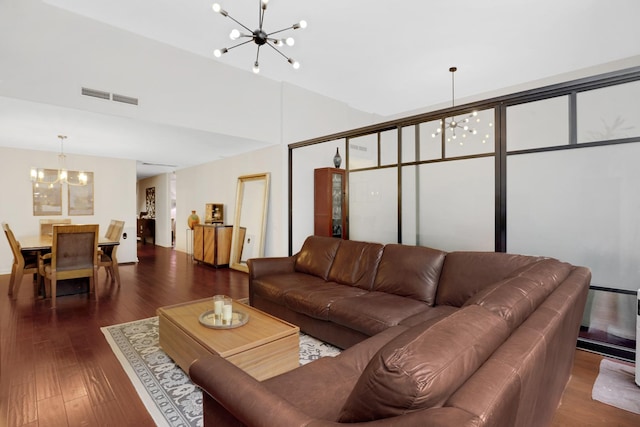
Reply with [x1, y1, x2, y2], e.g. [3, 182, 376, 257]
[329, 292, 432, 336]
[283, 283, 367, 320]
[252, 274, 326, 304]
[464, 259, 574, 331]
[295, 236, 341, 280]
[436, 252, 544, 307]
[373, 244, 446, 305]
[338, 305, 510, 422]
[327, 240, 384, 290]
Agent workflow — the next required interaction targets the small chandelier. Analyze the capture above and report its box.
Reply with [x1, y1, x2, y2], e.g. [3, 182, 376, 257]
[30, 135, 88, 187]
[432, 67, 492, 145]
[212, 0, 307, 74]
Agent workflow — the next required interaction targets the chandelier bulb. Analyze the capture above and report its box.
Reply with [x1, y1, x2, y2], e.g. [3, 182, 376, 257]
[261, 0, 269, 9]
[212, 3, 227, 16]
[253, 61, 260, 74]
[288, 58, 300, 69]
[285, 37, 295, 46]
[229, 29, 240, 40]
[213, 48, 227, 57]
[293, 20, 307, 30]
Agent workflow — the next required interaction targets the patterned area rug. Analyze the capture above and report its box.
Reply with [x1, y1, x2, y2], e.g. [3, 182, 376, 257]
[101, 316, 341, 427]
[591, 358, 640, 415]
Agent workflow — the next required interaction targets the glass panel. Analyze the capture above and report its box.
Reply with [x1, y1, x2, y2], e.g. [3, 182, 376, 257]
[380, 130, 398, 166]
[442, 108, 495, 158]
[401, 126, 416, 163]
[507, 142, 640, 292]
[578, 80, 640, 143]
[401, 165, 417, 245]
[417, 157, 495, 251]
[291, 140, 344, 251]
[349, 168, 397, 244]
[331, 173, 343, 238]
[419, 120, 443, 161]
[580, 288, 636, 355]
[507, 96, 569, 150]
[349, 134, 377, 169]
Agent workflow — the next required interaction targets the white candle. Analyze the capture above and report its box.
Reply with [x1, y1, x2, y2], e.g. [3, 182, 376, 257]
[222, 304, 233, 324]
[214, 300, 223, 315]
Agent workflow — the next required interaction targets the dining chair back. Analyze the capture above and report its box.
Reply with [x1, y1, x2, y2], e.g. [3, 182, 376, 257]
[2, 222, 39, 299]
[99, 220, 125, 286]
[39, 224, 99, 309]
[39, 218, 72, 236]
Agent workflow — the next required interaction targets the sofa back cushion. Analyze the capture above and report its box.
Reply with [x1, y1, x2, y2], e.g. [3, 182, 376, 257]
[464, 258, 574, 331]
[373, 244, 446, 305]
[328, 240, 384, 290]
[294, 236, 341, 280]
[338, 305, 509, 422]
[436, 252, 544, 307]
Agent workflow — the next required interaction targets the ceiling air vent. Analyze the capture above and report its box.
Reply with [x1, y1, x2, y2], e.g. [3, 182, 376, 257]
[112, 93, 139, 106]
[81, 87, 110, 100]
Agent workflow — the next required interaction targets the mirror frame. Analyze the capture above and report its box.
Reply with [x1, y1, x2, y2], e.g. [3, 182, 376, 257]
[229, 173, 270, 272]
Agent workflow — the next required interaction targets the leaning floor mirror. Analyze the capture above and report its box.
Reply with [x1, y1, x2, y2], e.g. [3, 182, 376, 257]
[229, 173, 270, 272]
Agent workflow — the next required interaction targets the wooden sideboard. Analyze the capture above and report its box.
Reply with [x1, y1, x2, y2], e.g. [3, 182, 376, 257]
[193, 224, 233, 267]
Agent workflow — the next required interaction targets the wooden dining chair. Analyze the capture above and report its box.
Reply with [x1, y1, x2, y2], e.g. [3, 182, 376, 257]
[2, 222, 39, 299]
[39, 218, 72, 236]
[98, 220, 125, 286]
[39, 224, 99, 309]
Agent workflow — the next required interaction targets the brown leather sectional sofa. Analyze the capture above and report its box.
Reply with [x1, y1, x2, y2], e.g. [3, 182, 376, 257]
[190, 236, 591, 426]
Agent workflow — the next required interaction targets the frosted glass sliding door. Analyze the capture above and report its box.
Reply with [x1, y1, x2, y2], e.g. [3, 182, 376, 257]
[507, 143, 640, 292]
[349, 168, 397, 244]
[415, 157, 495, 251]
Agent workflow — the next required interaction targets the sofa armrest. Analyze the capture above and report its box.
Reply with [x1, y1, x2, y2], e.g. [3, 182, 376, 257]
[248, 256, 296, 280]
[190, 354, 314, 427]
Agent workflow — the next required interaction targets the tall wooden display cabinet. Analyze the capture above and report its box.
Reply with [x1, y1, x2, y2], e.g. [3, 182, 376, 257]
[314, 167, 346, 239]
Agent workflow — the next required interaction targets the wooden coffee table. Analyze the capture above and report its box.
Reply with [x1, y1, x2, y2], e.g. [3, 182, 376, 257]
[157, 298, 300, 381]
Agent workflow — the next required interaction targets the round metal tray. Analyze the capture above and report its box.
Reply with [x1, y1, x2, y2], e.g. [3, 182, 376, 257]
[199, 309, 249, 329]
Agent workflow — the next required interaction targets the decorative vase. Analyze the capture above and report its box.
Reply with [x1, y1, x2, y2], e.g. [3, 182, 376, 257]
[333, 147, 342, 168]
[188, 210, 200, 229]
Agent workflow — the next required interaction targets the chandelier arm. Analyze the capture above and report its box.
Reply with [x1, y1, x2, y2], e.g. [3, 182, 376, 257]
[255, 45, 261, 63]
[224, 13, 253, 33]
[264, 42, 290, 61]
[259, 0, 266, 29]
[223, 39, 255, 52]
[266, 25, 296, 37]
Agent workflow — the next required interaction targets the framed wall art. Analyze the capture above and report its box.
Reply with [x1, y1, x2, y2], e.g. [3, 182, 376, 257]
[146, 187, 156, 218]
[32, 169, 62, 216]
[68, 171, 94, 215]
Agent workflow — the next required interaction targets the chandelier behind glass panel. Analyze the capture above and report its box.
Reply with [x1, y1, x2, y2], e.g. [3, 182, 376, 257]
[30, 135, 88, 187]
[432, 67, 493, 145]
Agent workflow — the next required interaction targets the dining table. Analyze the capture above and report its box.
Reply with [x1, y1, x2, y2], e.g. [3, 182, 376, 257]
[18, 234, 119, 252]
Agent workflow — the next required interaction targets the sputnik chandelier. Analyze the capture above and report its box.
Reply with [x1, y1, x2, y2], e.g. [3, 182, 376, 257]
[212, 0, 307, 74]
[30, 135, 88, 187]
[432, 67, 492, 145]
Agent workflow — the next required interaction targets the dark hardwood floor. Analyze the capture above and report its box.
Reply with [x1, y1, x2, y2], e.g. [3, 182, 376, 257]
[1, 244, 638, 426]
[0, 244, 248, 426]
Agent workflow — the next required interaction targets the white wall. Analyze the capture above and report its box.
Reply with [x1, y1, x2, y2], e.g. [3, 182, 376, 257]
[175, 144, 285, 256]
[0, 146, 137, 274]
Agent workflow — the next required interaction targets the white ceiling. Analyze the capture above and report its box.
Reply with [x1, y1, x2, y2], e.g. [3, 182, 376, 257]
[1, 0, 640, 179]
